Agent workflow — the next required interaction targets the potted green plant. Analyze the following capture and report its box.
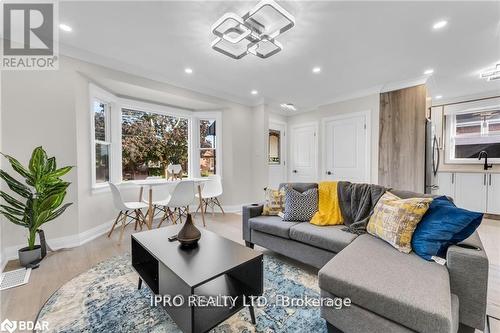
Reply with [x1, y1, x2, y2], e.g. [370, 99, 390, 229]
[0, 147, 73, 266]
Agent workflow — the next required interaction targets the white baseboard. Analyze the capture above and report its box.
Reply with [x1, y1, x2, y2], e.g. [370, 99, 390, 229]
[1, 202, 252, 272]
[1, 220, 114, 272]
[222, 203, 253, 213]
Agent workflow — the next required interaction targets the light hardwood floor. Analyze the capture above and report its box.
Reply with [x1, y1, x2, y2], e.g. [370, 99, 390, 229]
[1, 214, 499, 333]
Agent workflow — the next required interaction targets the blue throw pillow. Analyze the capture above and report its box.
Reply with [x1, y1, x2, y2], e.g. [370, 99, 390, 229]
[411, 196, 483, 261]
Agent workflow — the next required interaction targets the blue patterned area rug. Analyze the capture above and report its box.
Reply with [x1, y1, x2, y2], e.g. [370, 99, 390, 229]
[37, 254, 327, 332]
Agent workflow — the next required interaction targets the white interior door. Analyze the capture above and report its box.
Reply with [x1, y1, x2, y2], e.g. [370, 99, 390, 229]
[268, 122, 287, 189]
[323, 112, 369, 182]
[289, 122, 318, 182]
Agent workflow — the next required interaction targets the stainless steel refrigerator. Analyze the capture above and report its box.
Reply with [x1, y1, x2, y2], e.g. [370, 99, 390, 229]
[425, 117, 440, 194]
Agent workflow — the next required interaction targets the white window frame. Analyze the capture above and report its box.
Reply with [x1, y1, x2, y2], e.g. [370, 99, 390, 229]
[89, 84, 118, 190]
[445, 113, 500, 164]
[193, 112, 222, 178]
[118, 99, 194, 182]
[89, 84, 222, 191]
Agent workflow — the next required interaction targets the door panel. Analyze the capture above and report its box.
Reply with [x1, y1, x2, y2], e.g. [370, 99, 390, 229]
[454, 173, 487, 212]
[324, 114, 367, 182]
[290, 123, 318, 182]
[487, 174, 500, 214]
[434, 172, 455, 198]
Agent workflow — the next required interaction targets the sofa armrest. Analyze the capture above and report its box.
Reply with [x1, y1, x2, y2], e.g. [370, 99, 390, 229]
[242, 204, 264, 242]
[446, 232, 488, 330]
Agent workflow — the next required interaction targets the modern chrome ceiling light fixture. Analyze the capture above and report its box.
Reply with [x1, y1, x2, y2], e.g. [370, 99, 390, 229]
[211, 0, 295, 59]
[481, 63, 500, 81]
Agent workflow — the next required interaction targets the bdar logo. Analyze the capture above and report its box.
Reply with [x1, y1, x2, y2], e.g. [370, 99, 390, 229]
[0, 319, 17, 333]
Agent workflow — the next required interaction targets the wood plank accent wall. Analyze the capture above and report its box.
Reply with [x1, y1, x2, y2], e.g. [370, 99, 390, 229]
[379, 85, 427, 193]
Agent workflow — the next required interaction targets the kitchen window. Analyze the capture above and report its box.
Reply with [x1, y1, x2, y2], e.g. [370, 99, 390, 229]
[446, 109, 500, 162]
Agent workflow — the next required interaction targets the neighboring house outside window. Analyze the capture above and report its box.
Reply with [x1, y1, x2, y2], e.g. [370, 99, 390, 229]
[199, 119, 216, 177]
[446, 109, 500, 162]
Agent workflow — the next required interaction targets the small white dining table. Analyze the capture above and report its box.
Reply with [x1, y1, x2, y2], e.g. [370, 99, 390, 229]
[130, 178, 209, 229]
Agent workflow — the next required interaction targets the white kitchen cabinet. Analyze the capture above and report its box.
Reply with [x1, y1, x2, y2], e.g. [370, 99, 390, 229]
[487, 174, 500, 214]
[434, 172, 455, 198]
[454, 173, 488, 212]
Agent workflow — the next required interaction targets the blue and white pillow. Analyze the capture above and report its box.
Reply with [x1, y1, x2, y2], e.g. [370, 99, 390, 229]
[283, 186, 318, 222]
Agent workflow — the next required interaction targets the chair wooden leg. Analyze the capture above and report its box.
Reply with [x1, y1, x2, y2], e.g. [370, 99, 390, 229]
[134, 210, 139, 231]
[118, 211, 128, 244]
[138, 210, 146, 230]
[158, 209, 169, 228]
[215, 197, 225, 214]
[211, 198, 215, 217]
[108, 211, 122, 238]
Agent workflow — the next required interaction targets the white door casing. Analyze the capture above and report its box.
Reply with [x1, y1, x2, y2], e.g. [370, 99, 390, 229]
[289, 122, 318, 182]
[322, 111, 370, 183]
[268, 121, 287, 188]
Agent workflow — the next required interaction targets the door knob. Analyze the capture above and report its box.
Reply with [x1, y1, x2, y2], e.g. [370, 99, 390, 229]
[326, 171, 332, 175]
[292, 170, 297, 173]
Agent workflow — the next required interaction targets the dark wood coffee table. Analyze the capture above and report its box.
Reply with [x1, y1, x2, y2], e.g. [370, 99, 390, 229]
[131, 225, 263, 333]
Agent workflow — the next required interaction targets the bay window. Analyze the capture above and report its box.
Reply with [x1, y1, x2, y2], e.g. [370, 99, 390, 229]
[199, 119, 216, 176]
[89, 84, 221, 188]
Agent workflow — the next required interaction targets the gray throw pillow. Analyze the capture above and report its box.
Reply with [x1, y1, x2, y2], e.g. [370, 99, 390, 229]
[283, 186, 318, 222]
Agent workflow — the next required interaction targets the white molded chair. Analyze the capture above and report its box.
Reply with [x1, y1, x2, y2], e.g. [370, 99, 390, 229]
[141, 182, 173, 225]
[196, 175, 224, 216]
[108, 182, 148, 243]
[157, 180, 196, 227]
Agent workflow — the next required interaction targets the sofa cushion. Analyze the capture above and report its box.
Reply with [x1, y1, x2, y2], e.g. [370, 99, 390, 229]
[289, 223, 357, 253]
[319, 234, 454, 333]
[283, 186, 318, 222]
[248, 216, 298, 239]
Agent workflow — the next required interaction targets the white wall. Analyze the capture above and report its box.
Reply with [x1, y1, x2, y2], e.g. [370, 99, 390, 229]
[1, 56, 262, 258]
[287, 94, 380, 184]
[1, 64, 80, 251]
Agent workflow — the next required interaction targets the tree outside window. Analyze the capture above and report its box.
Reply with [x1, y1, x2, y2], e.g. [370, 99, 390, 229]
[121, 109, 189, 180]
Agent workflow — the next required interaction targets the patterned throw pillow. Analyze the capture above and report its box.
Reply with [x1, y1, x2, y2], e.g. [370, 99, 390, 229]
[367, 192, 432, 253]
[283, 186, 318, 222]
[262, 188, 286, 216]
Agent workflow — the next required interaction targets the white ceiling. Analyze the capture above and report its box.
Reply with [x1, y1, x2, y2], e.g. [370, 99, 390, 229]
[59, 1, 500, 112]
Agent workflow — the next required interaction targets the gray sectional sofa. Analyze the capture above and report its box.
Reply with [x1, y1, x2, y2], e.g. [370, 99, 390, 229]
[242, 183, 488, 333]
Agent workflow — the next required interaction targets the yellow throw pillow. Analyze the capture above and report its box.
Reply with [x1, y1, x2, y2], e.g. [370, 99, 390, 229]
[367, 192, 432, 253]
[262, 188, 285, 216]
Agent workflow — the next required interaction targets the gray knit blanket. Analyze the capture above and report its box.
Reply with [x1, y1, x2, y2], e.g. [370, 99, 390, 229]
[338, 181, 387, 234]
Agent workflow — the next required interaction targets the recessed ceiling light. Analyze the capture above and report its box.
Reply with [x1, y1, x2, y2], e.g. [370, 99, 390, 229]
[312, 67, 321, 74]
[280, 103, 297, 111]
[184, 68, 193, 74]
[424, 69, 434, 75]
[251, 90, 258, 95]
[59, 23, 72, 32]
[432, 20, 448, 30]
[435, 95, 443, 99]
